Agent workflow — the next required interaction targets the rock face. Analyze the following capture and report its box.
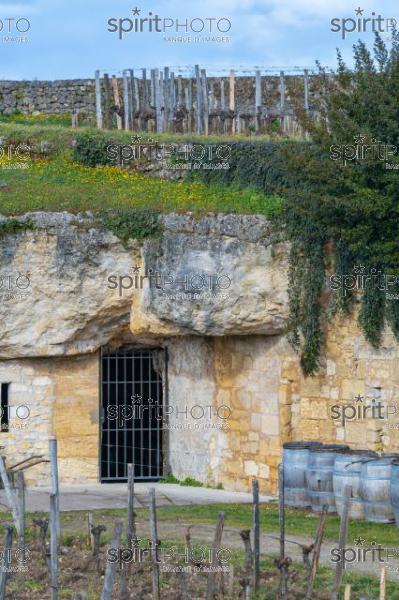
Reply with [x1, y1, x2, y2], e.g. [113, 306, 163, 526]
[0, 212, 289, 358]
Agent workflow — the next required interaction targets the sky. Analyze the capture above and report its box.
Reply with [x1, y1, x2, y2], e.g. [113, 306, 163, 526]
[0, 0, 398, 79]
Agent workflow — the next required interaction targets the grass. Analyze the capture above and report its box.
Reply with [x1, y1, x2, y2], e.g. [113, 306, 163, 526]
[2, 504, 399, 599]
[7, 503, 399, 547]
[0, 152, 281, 217]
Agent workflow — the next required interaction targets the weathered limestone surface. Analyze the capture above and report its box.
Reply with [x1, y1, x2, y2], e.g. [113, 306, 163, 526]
[1, 212, 399, 493]
[0, 212, 289, 358]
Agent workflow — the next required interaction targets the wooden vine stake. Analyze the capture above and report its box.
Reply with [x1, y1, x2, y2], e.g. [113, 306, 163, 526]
[332, 485, 351, 600]
[111, 76, 123, 130]
[206, 511, 225, 600]
[278, 463, 289, 600]
[16, 471, 26, 559]
[306, 505, 327, 599]
[49, 438, 60, 541]
[380, 566, 386, 600]
[149, 488, 160, 600]
[50, 493, 58, 600]
[0, 526, 13, 600]
[101, 520, 122, 600]
[252, 479, 260, 591]
[95, 69, 103, 129]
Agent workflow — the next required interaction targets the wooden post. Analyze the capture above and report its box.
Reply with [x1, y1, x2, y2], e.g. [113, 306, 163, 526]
[150, 69, 156, 107]
[280, 71, 285, 113]
[187, 78, 193, 133]
[170, 72, 176, 112]
[50, 493, 58, 600]
[278, 463, 288, 600]
[101, 520, 122, 600]
[201, 69, 209, 136]
[128, 70, 135, 131]
[0, 456, 21, 535]
[133, 77, 141, 131]
[380, 566, 386, 600]
[142, 69, 148, 108]
[304, 69, 309, 111]
[16, 471, 25, 557]
[111, 76, 123, 130]
[127, 464, 135, 547]
[49, 438, 60, 541]
[206, 511, 225, 600]
[195, 65, 203, 134]
[177, 75, 183, 107]
[333, 485, 351, 600]
[252, 479, 260, 591]
[280, 70, 285, 133]
[159, 72, 166, 132]
[95, 70, 103, 129]
[123, 70, 130, 131]
[103, 74, 112, 129]
[0, 526, 13, 600]
[163, 67, 170, 132]
[344, 584, 351, 600]
[221, 79, 226, 111]
[306, 506, 327, 599]
[149, 488, 160, 600]
[154, 69, 163, 134]
[229, 70, 235, 134]
[209, 81, 215, 111]
[255, 69, 262, 133]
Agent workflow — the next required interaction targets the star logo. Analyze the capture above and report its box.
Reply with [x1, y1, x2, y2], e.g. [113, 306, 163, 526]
[131, 135, 142, 144]
[354, 134, 366, 144]
[353, 264, 365, 274]
[355, 7, 364, 16]
[132, 7, 141, 16]
[355, 394, 364, 403]
[132, 394, 143, 404]
[130, 265, 141, 274]
[354, 536, 365, 546]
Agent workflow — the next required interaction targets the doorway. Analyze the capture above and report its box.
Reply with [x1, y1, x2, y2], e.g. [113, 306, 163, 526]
[100, 347, 165, 481]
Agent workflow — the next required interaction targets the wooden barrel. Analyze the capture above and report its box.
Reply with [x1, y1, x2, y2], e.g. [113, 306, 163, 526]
[306, 445, 349, 513]
[390, 459, 399, 527]
[333, 450, 377, 520]
[360, 457, 396, 523]
[283, 442, 323, 508]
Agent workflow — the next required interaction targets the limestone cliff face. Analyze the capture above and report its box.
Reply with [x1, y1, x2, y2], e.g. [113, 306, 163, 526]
[0, 212, 289, 358]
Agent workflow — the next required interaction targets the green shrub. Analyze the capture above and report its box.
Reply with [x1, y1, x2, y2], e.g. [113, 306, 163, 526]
[0, 217, 35, 238]
[98, 208, 163, 243]
[186, 140, 310, 196]
[74, 132, 111, 167]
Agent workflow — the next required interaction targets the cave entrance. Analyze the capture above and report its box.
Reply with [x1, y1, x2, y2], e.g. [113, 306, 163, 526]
[100, 347, 165, 482]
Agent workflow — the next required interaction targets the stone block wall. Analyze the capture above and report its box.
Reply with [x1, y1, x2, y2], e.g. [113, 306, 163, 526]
[281, 312, 399, 455]
[167, 335, 283, 494]
[0, 75, 318, 116]
[53, 353, 99, 484]
[0, 353, 99, 486]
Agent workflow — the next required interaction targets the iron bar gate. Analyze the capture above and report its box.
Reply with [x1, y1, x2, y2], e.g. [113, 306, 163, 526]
[100, 347, 165, 481]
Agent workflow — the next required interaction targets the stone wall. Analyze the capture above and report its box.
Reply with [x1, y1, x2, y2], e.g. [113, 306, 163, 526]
[0, 75, 317, 116]
[0, 80, 96, 116]
[285, 312, 399, 454]
[1, 213, 399, 494]
[53, 353, 99, 485]
[0, 353, 99, 486]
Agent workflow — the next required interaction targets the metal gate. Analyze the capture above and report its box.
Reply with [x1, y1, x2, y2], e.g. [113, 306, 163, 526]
[100, 347, 164, 482]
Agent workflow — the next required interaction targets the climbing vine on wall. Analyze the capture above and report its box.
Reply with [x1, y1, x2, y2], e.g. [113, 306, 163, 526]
[282, 32, 399, 374]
